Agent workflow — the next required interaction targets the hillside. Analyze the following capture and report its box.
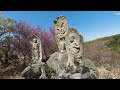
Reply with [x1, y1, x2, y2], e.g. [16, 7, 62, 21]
[84, 34, 120, 67]
[84, 34, 120, 78]
[85, 34, 120, 53]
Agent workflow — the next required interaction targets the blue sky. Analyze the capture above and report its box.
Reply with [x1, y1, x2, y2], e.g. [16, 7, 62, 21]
[3, 11, 120, 42]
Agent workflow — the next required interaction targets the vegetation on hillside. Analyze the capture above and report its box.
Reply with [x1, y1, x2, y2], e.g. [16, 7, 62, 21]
[84, 34, 120, 79]
[84, 34, 120, 68]
[85, 34, 120, 53]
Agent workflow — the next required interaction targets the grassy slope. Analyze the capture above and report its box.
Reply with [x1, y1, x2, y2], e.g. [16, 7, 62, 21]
[84, 34, 120, 68]
[84, 34, 120, 53]
[84, 34, 120, 79]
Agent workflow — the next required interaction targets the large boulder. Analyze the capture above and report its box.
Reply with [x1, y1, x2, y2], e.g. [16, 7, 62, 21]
[21, 51, 98, 79]
[21, 62, 56, 79]
[21, 63, 43, 79]
[47, 51, 98, 79]
[81, 58, 98, 79]
[47, 51, 68, 74]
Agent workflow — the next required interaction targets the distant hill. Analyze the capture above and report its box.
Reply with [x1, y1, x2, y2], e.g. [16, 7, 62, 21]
[84, 34, 120, 68]
[84, 34, 120, 78]
[84, 34, 120, 53]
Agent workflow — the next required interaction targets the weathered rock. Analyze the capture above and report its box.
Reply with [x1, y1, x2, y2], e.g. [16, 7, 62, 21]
[31, 35, 42, 63]
[21, 62, 56, 79]
[21, 63, 42, 79]
[81, 58, 98, 79]
[54, 15, 68, 52]
[65, 28, 83, 70]
[70, 73, 82, 79]
[57, 71, 82, 79]
[21, 53, 98, 79]
[21, 62, 45, 79]
[47, 51, 98, 79]
[21, 15, 98, 79]
[47, 51, 68, 74]
[21, 35, 44, 79]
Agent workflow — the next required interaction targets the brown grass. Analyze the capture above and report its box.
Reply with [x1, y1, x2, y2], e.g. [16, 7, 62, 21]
[97, 67, 120, 79]
[84, 40, 120, 79]
[0, 60, 26, 79]
[84, 41, 120, 68]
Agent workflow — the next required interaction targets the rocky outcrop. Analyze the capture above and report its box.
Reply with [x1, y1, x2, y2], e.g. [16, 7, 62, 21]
[47, 51, 68, 74]
[54, 16, 68, 52]
[46, 51, 98, 79]
[21, 15, 98, 79]
[21, 63, 45, 79]
[21, 62, 56, 79]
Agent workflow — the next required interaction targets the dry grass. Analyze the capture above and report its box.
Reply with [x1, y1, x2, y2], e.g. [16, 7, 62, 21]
[84, 40, 120, 79]
[97, 67, 120, 79]
[0, 60, 26, 79]
[0, 74, 24, 79]
[84, 40, 120, 68]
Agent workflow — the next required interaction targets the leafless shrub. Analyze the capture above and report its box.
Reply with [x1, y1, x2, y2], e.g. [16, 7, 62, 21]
[84, 41, 120, 68]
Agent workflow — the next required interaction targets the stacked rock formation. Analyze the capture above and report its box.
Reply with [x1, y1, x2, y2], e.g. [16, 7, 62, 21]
[21, 15, 98, 79]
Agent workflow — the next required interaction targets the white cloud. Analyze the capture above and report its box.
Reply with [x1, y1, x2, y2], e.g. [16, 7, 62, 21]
[114, 11, 120, 16]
